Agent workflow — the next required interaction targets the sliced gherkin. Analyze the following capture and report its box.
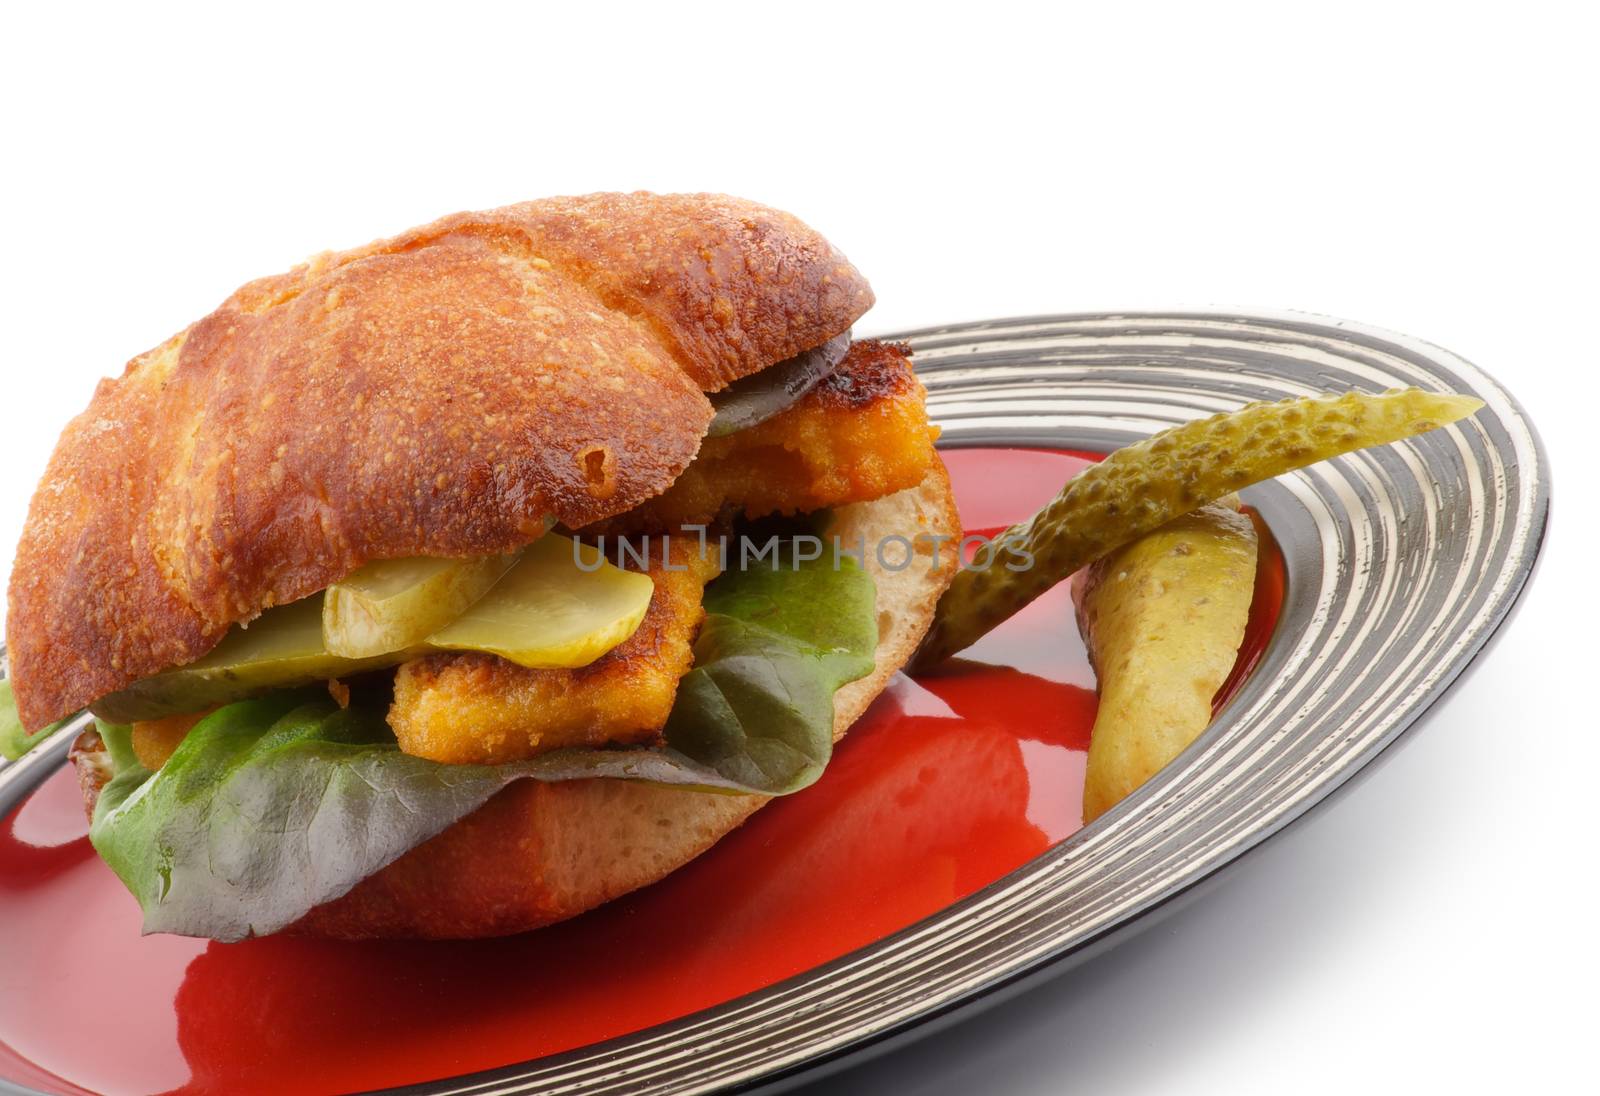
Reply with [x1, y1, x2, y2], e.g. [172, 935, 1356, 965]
[425, 533, 654, 669]
[90, 598, 413, 723]
[92, 534, 652, 721]
[707, 331, 851, 437]
[323, 552, 521, 658]
[913, 388, 1483, 668]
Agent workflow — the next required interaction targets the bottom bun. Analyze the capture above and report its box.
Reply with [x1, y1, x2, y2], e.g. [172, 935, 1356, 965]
[292, 458, 961, 939]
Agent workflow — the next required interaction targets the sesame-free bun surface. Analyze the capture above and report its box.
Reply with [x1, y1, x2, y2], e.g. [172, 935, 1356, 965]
[292, 459, 960, 939]
[7, 193, 873, 730]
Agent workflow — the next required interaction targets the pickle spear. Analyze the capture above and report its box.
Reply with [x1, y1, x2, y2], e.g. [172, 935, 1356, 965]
[1073, 499, 1258, 822]
[914, 388, 1482, 668]
[323, 553, 520, 658]
[425, 533, 654, 669]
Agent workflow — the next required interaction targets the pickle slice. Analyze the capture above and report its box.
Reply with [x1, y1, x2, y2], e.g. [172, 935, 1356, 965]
[323, 553, 520, 658]
[90, 598, 413, 723]
[707, 331, 851, 437]
[425, 533, 655, 669]
[91, 535, 654, 721]
[914, 388, 1483, 668]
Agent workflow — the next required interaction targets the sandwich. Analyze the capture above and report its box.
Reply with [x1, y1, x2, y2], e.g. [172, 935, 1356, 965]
[3, 191, 1481, 944]
[4, 192, 961, 940]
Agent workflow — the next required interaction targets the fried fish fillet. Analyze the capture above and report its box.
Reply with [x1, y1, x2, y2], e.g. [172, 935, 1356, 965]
[599, 339, 938, 533]
[388, 341, 933, 766]
[388, 535, 722, 765]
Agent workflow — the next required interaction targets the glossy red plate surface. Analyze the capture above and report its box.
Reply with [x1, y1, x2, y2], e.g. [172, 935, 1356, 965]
[0, 449, 1282, 1096]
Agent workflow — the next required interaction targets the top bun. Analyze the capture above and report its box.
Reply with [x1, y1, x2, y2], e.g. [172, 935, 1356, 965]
[6, 193, 873, 729]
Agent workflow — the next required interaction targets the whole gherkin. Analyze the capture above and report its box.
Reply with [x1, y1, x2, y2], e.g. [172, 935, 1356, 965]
[913, 388, 1483, 669]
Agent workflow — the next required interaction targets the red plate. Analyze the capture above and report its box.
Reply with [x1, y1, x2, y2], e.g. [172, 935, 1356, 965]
[0, 449, 1282, 1095]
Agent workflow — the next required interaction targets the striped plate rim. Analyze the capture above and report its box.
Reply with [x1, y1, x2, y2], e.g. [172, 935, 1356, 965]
[0, 309, 1549, 1096]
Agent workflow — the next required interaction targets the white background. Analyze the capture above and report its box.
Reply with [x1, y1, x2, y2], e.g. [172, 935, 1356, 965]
[3, 3, 1595, 1093]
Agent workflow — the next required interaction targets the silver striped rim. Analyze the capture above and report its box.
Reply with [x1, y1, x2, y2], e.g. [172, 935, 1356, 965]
[0, 310, 1548, 1096]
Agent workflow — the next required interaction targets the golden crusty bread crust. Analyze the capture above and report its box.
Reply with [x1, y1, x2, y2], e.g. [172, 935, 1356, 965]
[7, 193, 873, 730]
[293, 458, 962, 939]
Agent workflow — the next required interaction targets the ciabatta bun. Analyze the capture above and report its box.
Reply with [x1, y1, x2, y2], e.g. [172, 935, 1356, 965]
[9, 193, 873, 730]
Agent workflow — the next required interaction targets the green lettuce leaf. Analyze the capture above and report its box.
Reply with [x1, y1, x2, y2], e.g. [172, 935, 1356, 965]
[664, 549, 877, 789]
[0, 678, 74, 761]
[89, 547, 876, 939]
